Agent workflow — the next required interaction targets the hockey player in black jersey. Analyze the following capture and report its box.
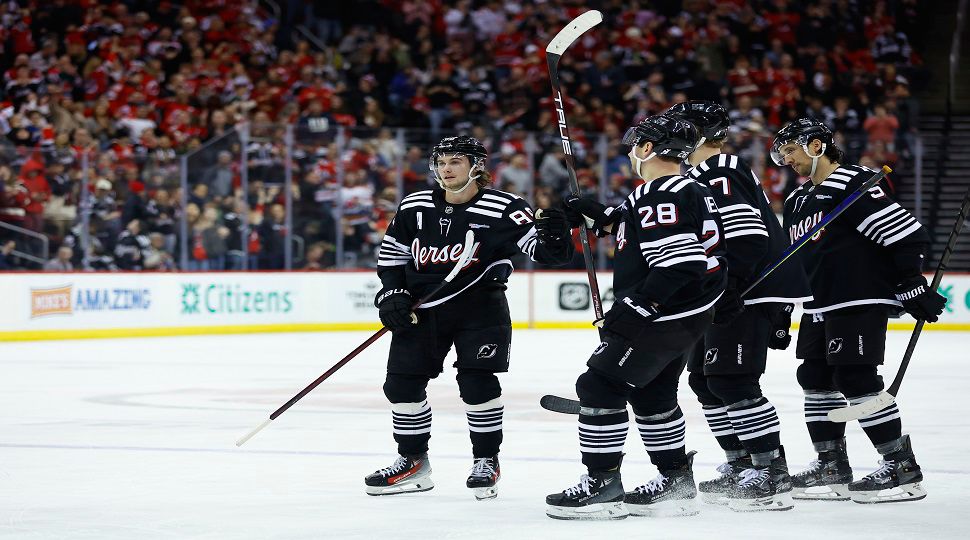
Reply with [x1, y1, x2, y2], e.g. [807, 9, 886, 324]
[668, 101, 812, 511]
[774, 118, 945, 504]
[545, 115, 726, 520]
[365, 135, 573, 499]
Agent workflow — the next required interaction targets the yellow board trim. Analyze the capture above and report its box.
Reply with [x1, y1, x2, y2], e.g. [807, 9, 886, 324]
[1, 321, 969, 342]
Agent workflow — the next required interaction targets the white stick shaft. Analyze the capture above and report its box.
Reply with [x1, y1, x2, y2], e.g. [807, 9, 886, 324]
[236, 418, 272, 447]
[826, 391, 895, 423]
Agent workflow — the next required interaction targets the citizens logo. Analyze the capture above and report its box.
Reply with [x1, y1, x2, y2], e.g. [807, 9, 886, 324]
[31, 284, 151, 318]
[180, 282, 294, 315]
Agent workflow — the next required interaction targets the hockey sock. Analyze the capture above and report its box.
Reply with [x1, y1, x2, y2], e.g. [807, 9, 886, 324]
[465, 397, 504, 458]
[579, 409, 629, 471]
[803, 390, 848, 452]
[725, 397, 781, 465]
[849, 393, 903, 452]
[636, 406, 687, 471]
[703, 404, 747, 459]
[392, 400, 432, 456]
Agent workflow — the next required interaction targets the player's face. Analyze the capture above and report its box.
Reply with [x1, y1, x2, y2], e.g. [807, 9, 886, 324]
[778, 143, 812, 176]
[436, 154, 472, 189]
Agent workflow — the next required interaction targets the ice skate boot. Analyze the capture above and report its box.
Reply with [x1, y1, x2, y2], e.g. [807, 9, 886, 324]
[546, 466, 628, 520]
[364, 454, 434, 495]
[467, 456, 500, 500]
[728, 448, 794, 512]
[792, 439, 853, 501]
[624, 451, 699, 517]
[698, 455, 751, 505]
[849, 435, 926, 504]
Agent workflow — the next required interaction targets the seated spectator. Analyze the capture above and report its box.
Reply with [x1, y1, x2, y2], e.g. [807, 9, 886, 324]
[44, 245, 74, 271]
[301, 241, 334, 270]
[863, 103, 900, 150]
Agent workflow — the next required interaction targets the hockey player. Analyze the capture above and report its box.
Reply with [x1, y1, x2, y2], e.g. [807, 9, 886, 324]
[545, 115, 726, 520]
[773, 118, 945, 504]
[365, 135, 573, 500]
[667, 101, 812, 511]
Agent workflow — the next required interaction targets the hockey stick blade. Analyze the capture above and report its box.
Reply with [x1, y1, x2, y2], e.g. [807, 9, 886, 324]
[540, 394, 581, 415]
[236, 230, 476, 446]
[827, 391, 895, 423]
[546, 10, 603, 56]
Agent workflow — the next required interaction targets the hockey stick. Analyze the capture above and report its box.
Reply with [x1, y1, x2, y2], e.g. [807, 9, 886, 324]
[546, 10, 605, 320]
[540, 165, 894, 415]
[828, 185, 970, 422]
[236, 230, 476, 446]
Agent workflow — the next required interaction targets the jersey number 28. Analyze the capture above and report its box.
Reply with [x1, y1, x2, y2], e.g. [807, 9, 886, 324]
[638, 203, 678, 229]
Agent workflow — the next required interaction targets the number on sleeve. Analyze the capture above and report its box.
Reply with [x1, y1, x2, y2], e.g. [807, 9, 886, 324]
[509, 209, 533, 225]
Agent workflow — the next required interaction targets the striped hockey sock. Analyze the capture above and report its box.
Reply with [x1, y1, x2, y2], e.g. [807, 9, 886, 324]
[702, 404, 747, 459]
[803, 391, 848, 452]
[579, 410, 629, 471]
[465, 397, 504, 458]
[391, 400, 432, 456]
[636, 406, 686, 471]
[850, 393, 903, 452]
[726, 397, 781, 462]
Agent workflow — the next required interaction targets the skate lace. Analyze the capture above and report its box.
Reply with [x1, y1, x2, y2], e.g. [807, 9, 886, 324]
[864, 460, 895, 480]
[737, 468, 769, 488]
[797, 459, 822, 477]
[634, 474, 668, 495]
[714, 462, 734, 478]
[378, 455, 410, 477]
[469, 457, 496, 479]
[563, 475, 593, 497]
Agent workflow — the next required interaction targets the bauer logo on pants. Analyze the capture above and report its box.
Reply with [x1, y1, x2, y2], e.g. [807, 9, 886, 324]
[477, 344, 498, 359]
[828, 338, 844, 355]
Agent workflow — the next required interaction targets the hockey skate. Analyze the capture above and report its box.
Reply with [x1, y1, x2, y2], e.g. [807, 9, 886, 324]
[698, 455, 751, 505]
[364, 454, 434, 496]
[728, 449, 794, 512]
[849, 435, 926, 504]
[546, 469, 628, 520]
[467, 456, 500, 500]
[624, 451, 699, 517]
[792, 440, 853, 501]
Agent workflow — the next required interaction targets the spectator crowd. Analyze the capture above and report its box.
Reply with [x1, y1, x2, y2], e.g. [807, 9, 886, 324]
[0, 0, 927, 271]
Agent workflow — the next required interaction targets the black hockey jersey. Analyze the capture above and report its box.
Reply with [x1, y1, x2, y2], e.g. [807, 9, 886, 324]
[377, 187, 572, 308]
[611, 175, 727, 321]
[688, 154, 812, 305]
[783, 164, 930, 314]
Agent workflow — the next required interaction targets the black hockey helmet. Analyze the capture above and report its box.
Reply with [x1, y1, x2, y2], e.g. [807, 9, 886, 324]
[665, 100, 730, 143]
[429, 135, 488, 171]
[622, 114, 699, 161]
[770, 117, 834, 165]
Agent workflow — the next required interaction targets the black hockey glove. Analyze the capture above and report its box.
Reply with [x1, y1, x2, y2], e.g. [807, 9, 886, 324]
[712, 279, 744, 325]
[563, 195, 620, 236]
[895, 275, 946, 323]
[375, 288, 418, 331]
[535, 208, 570, 242]
[596, 295, 659, 342]
[767, 303, 795, 350]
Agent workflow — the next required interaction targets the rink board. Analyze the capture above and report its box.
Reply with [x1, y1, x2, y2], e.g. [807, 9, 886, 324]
[0, 271, 967, 340]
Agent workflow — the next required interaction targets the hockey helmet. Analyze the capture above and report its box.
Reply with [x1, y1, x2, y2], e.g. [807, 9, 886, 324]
[770, 118, 834, 166]
[666, 100, 730, 145]
[428, 135, 489, 193]
[622, 114, 700, 162]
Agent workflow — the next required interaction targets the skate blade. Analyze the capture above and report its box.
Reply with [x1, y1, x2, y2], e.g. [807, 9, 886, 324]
[850, 482, 927, 504]
[627, 498, 699, 517]
[546, 501, 629, 520]
[700, 491, 730, 505]
[792, 484, 850, 501]
[365, 477, 435, 496]
[728, 492, 794, 512]
[473, 486, 498, 500]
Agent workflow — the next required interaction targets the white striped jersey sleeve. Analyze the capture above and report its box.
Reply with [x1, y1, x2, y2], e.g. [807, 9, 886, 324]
[639, 232, 707, 268]
[855, 198, 922, 246]
[377, 233, 412, 267]
[718, 202, 769, 239]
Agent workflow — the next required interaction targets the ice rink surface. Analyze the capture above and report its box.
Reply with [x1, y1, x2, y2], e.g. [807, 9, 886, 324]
[2, 329, 969, 540]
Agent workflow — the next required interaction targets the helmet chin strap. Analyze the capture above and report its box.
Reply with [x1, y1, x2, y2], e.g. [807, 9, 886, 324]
[802, 142, 826, 178]
[629, 146, 656, 181]
[435, 161, 481, 194]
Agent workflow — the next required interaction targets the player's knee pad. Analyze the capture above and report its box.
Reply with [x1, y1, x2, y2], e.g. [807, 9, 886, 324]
[383, 372, 430, 404]
[832, 364, 884, 397]
[795, 360, 835, 391]
[456, 369, 502, 405]
[575, 368, 629, 410]
[687, 371, 721, 406]
[706, 374, 763, 405]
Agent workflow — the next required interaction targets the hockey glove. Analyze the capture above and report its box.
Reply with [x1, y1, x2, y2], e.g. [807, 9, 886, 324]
[712, 279, 744, 325]
[895, 275, 946, 323]
[563, 195, 620, 236]
[535, 208, 570, 242]
[767, 303, 795, 350]
[375, 288, 418, 331]
[596, 295, 659, 342]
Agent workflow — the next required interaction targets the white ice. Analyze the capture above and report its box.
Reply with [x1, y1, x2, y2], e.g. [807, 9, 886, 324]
[2, 329, 969, 540]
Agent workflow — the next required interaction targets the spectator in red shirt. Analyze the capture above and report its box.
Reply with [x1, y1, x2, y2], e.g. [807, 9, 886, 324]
[863, 103, 900, 150]
[19, 158, 49, 233]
